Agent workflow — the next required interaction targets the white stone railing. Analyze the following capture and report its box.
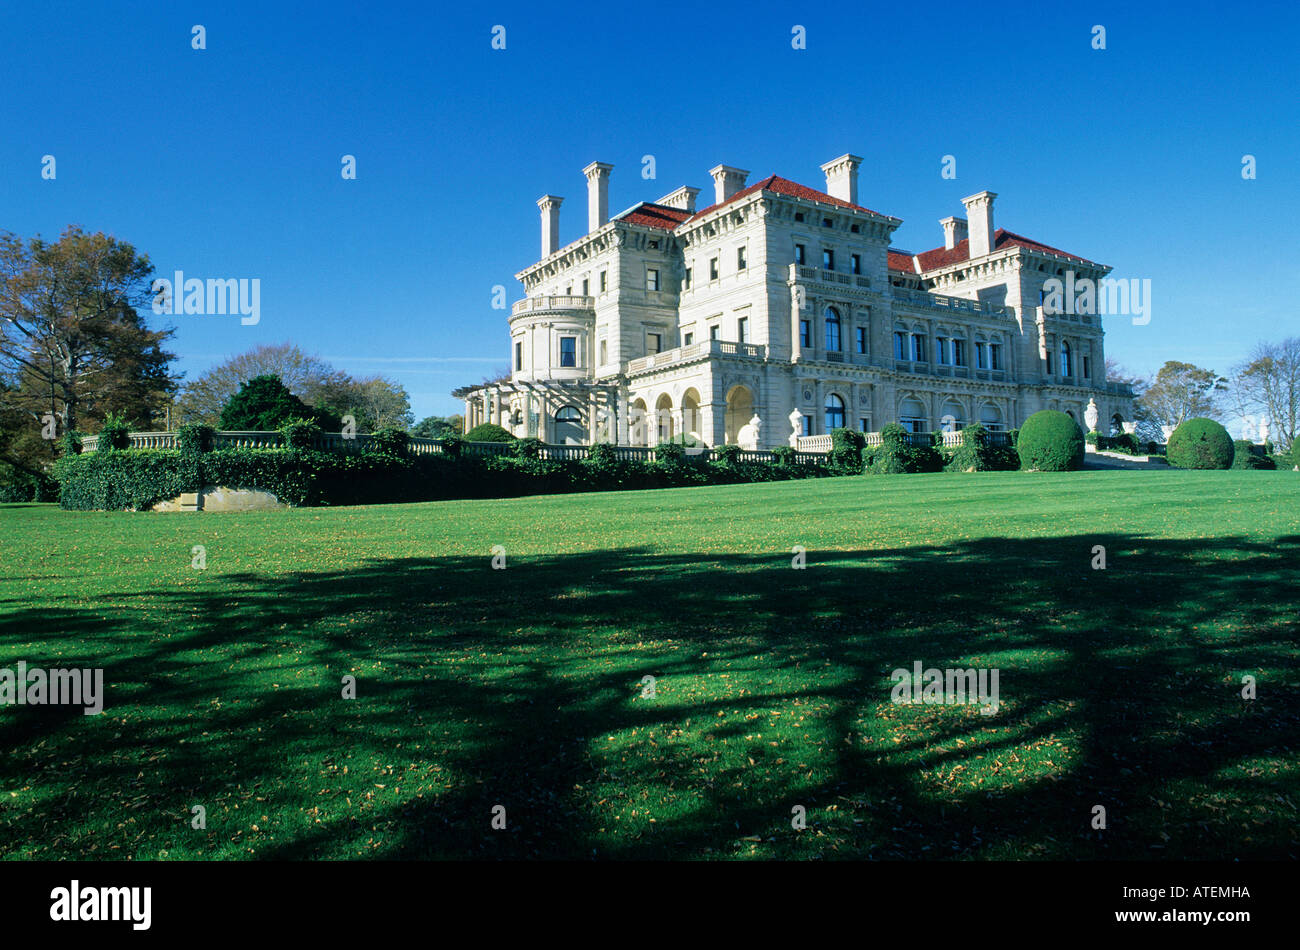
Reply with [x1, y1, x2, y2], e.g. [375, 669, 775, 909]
[628, 339, 767, 374]
[891, 287, 1012, 317]
[510, 295, 595, 317]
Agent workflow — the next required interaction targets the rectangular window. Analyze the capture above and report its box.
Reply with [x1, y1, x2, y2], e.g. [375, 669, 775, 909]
[559, 336, 576, 368]
[894, 331, 906, 360]
[1082, 354, 1090, 378]
[684, 267, 692, 289]
[646, 269, 659, 291]
[514, 340, 523, 371]
[827, 319, 841, 352]
[709, 324, 720, 341]
[911, 333, 927, 362]
[795, 244, 805, 265]
[648, 333, 661, 354]
[709, 258, 719, 280]
[991, 343, 1003, 371]
[684, 332, 694, 346]
[582, 278, 589, 296]
[1046, 351, 1054, 374]
[599, 339, 607, 364]
[823, 249, 834, 271]
[800, 320, 812, 348]
[856, 326, 867, 354]
[936, 336, 949, 365]
[801, 415, 812, 437]
[952, 338, 966, 366]
[859, 418, 870, 432]
[737, 247, 747, 270]
[599, 271, 607, 292]
[738, 317, 749, 343]
[822, 217, 833, 228]
[851, 254, 861, 275]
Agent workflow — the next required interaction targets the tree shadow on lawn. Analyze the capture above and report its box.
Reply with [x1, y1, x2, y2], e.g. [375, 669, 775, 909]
[0, 532, 1296, 860]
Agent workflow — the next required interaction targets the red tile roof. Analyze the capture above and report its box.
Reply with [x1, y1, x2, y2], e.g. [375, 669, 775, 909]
[887, 249, 918, 273]
[679, 174, 892, 226]
[614, 202, 693, 231]
[912, 228, 1099, 271]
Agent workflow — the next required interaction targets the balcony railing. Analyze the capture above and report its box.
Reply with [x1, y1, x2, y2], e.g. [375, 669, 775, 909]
[81, 430, 448, 456]
[510, 295, 595, 317]
[628, 339, 767, 374]
[891, 287, 1012, 317]
[793, 264, 872, 290]
[799, 429, 1011, 453]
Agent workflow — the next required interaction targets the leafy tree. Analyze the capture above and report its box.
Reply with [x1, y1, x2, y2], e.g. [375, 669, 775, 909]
[411, 414, 463, 439]
[1231, 338, 1299, 452]
[1137, 361, 1228, 435]
[177, 342, 411, 431]
[219, 374, 340, 431]
[0, 226, 176, 479]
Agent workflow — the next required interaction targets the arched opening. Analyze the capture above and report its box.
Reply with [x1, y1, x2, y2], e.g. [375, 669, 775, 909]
[899, 397, 927, 434]
[681, 388, 702, 444]
[940, 398, 965, 432]
[629, 398, 649, 446]
[825, 307, 842, 353]
[824, 393, 846, 432]
[554, 405, 585, 445]
[979, 403, 1004, 431]
[725, 385, 753, 444]
[655, 394, 674, 444]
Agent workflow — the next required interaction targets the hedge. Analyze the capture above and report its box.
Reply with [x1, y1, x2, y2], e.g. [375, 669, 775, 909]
[53, 445, 837, 511]
[1017, 411, 1085, 472]
[463, 423, 512, 442]
[869, 423, 942, 475]
[1166, 418, 1233, 470]
[1232, 439, 1275, 470]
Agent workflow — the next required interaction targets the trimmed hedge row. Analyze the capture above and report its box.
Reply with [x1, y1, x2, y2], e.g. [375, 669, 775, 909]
[53, 443, 837, 511]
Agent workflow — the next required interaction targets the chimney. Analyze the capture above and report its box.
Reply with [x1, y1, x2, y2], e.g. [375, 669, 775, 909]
[583, 161, 613, 233]
[708, 164, 749, 205]
[820, 153, 863, 205]
[537, 195, 563, 258]
[940, 215, 968, 251]
[657, 185, 700, 213]
[960, 191, 997, 258]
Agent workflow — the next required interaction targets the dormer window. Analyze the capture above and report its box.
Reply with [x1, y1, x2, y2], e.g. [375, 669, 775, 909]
[822, 218, 833, 228]
[648, 239, 659, 249]
[851, 224, 860, 233]
[795, 212, 805, 222]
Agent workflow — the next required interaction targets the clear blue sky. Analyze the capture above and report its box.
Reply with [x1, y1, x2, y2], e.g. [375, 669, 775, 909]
[3, 0, 1296, 421]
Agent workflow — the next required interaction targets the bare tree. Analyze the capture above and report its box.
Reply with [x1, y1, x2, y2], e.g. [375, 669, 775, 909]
[1232, 337, 1300, 451]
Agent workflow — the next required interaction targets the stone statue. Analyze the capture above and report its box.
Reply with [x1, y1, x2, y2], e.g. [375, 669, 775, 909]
[737, 414, 761, 450]
[1084, 397, 1099, 433]
[788, 409, 803, 448]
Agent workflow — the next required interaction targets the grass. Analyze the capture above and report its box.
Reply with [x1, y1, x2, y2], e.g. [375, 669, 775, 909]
[1, 469, 1297, 860]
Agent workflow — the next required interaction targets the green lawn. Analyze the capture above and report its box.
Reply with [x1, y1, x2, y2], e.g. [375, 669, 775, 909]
[1, 469, 1297, 860]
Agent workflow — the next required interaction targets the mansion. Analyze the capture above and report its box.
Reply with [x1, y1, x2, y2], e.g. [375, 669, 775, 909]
[456, 153, 1135, 449]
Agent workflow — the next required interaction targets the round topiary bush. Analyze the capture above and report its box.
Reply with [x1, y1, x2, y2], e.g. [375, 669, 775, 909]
[1016, 410, 1085, 472]
[464, 422, 513, 442]
[1166, 418, 1233, 469]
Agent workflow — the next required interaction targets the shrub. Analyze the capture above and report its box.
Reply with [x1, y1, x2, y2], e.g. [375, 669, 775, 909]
[1232, 439, 1274, 470]
[97, 413, 131, 452]
[439, 434, 464, 458]
[1166, 418, 1233, 470]
[510, 437, 545, 459]
[871, 423, 941, 474]
[464, 423, 513, 442]
[177, 423, 215, 455]
[279, 417, 322, 452]
[1085, 430, 1099, 446]
[60, 430, 83, 458]
[771, 445, 796, 467]
[1017, 410, 1085, 472]
[366, 427, 410, 458]
[830, 427, 866, 474]
[715, 443, 743, 467]
[947, 423, 991, 472]
[654, 440, 686, 464]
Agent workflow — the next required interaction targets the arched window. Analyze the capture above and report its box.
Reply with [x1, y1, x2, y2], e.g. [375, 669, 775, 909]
[1060, 340, 1072, 378]
[900, 397, 927, 434]
[825, 307, 842, 352]
[554, 405, 585, 445]
[940, 399, 965, 432]
[979, 404, 1004, 431]
[824, 393, 845, 431]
